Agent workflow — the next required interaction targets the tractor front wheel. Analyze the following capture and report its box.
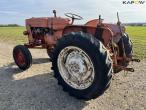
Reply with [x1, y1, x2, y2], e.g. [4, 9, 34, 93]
[51, 32, 113, 100]
[13, 45, 32, 70]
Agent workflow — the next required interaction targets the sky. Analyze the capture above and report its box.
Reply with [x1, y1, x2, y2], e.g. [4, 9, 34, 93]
[0, 0, 146, 25]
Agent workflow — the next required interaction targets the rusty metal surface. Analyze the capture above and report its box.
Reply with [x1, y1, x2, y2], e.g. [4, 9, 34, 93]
[23, 14, 134, 72]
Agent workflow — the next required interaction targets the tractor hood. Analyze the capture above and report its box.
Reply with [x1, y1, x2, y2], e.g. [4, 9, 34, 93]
[26, 17, 70, 30]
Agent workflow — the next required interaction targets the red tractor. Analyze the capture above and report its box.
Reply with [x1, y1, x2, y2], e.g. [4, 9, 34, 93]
[13, 10, 140, 100]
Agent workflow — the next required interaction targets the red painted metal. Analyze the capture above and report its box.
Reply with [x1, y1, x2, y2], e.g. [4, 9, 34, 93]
[15, 49, 26, 66]
[22, 11, 136, 72]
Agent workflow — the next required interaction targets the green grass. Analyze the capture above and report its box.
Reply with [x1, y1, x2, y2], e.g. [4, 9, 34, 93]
[0, 26, 146, 59]
[0, 27, 27, 44]
[126, 26, 146, 59]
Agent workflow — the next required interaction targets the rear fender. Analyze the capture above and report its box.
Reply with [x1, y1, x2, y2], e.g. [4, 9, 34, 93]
[63, 25, 96, 37]
[63, 25, 113, 46]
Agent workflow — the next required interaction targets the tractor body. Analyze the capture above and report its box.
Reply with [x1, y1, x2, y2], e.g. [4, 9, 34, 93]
[23, 13, 132, 71]
[24, 17, 120, 48]
[13, 11, 140, 100]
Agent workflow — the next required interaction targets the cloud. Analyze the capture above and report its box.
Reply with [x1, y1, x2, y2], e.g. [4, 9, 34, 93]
[0, 0, 146, 25]
[0, 11, 19, 15]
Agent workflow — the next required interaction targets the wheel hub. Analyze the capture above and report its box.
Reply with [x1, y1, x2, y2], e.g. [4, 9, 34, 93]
[16, 50, 25, 65]
[57, 46, 95, 90]
[65, 52, 87, 78]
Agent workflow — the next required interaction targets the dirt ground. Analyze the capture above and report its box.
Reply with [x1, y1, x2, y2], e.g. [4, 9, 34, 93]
[0, 42, 146, 110]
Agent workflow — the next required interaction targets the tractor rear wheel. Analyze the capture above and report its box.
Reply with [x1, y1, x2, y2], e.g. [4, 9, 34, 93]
[118, 34, 133, 58]
[13, 45, 32, 70]
[51, 32, 113, 100]
[114, 34, 133, 73]
[47, 49, 53, 60]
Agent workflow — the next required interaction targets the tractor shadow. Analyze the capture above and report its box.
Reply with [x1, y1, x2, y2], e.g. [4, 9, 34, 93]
[0, 62, 87, 110]
[32, 58, 51, 64]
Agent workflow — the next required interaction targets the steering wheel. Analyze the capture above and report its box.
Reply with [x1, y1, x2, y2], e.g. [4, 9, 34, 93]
[65, 13, 83, 24]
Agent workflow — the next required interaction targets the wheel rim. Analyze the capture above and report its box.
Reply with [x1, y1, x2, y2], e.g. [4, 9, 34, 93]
[57, 46, 95, 90]
[15, 49, 26, 66]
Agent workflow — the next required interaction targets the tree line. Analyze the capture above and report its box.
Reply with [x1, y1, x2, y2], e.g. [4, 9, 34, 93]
[0, 24, 20, 27]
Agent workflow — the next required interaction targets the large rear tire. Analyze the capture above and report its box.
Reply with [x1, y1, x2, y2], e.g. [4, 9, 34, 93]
[13, 45, 32, 70]
[51, 32, 113, 100]
[114, 34, 133, 73]
[118, 33, 133, 58]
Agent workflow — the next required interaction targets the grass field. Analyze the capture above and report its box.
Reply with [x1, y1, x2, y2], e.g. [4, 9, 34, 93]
[126, 26, 146, 59]
[0, 26, 146, 59]
[0, 27, 26, 44]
